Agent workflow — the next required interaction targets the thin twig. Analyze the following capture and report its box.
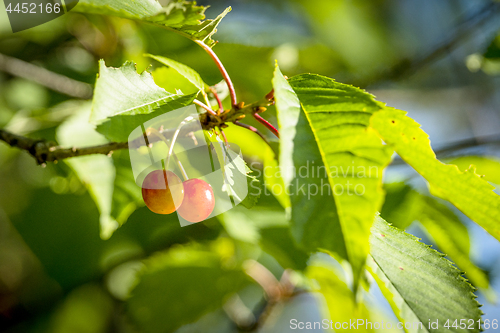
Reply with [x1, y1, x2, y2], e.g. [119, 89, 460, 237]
[210, 86, 224, 114]
[193, 99, 217, 116]
[234, 121, 270, 146]
[219, 127, 229, 145]
[243, 260, 282, 301]
[359, 2, 500, 86]
[144, 127, 188, 180]
[0, 92, 278, 164]
[0, 53, 93, 99]
[253, 114, 280, 138]
[194, 40, 237, 106]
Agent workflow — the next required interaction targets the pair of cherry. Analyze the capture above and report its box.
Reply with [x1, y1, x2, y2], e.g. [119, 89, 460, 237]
[141, 170, 215, 223]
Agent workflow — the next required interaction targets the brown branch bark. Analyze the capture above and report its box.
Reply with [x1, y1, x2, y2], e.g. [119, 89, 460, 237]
[0, 129, 127, 164]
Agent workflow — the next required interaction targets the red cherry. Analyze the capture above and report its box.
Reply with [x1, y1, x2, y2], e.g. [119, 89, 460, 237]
[177, 179, 215, 223]
[142, 170, 184, 214]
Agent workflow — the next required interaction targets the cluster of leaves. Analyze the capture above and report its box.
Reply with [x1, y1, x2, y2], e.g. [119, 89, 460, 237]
[46, 0, 500, 332]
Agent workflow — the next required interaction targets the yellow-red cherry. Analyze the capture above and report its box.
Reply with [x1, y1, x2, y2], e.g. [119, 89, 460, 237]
[141, 170, 184, 214]
[177, 179, 215, 223]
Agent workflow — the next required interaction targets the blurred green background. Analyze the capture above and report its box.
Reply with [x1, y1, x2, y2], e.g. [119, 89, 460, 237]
[1, 0, 500, 332]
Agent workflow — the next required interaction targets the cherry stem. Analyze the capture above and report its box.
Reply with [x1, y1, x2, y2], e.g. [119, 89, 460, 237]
[234, 121, 270, 146]
[145, 127, 189, 181]
[193, 99, 217, 117]
[210, 87, 224, 114]
[194, 40, 237, 107]
[219, 127, 229, 147]
[253, 114, 280, 138]
[166, 115, 196, 180]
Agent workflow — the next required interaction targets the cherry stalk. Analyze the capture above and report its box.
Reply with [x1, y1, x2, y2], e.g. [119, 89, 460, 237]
[195, 40, 237, 107]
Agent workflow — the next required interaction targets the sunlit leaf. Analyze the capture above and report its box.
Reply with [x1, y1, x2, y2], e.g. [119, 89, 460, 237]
[74, 0, 230, 47]
[370, 108, 500, 243]
[91, 60, 197, 142]
[152, 66, 201, 96]
[274, 66, 393, 287]
[368, 216, 483, 333]
[224, 124, 290, 209]
[417, 196, 492, 297]
[205, 132, 260, 209]
[91, 60, 179, 123]
[146, 54, 208, 92]
[382, 182, 491, 297]
[448, 156, 500, 185]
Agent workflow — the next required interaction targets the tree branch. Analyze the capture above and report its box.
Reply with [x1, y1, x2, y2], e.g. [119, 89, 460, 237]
[358, 2, 500, 87]
[0, 53, 93, 99]
[193, 99, 217, 116]
[0, 96, 275, 164]
[210, 86, 224, 114]
[0, 129, 127, 164]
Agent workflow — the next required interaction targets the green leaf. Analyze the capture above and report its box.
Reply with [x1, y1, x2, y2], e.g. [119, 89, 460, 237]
[151, 66, 201, 95]
[260, 226, 309, 270]
[110, 150, 144, 225]
[146, 54, 208, 92]
[237, 169, 260, 209]
[448, 156, 500, 185]
[75, 0, 162, 17]
[74, 0, 231, 47]
[273, 66, 346, 261]
[151, 66, 199, 94]
[205, 132, 260, 209]
[127, 240, 251, 333]
[224, 124, 291, 210]
[50, 285, 114, 333]
[91, 60, 197, 142]
[383, 182, 491, 298]
[370, 108, 500, 243]
[484, 33, 500, 60]
[380, 182, 419, 230]
[307, 265, 375, 332]
[368, 216, 483, 333]
[57, 104, 125, 238]
[274, 67, 393, 287]
[95, 94, 197, 142]
[91, 60, 185, 123]
[417, 196, 492, 297]
[57, 104, 144, 238]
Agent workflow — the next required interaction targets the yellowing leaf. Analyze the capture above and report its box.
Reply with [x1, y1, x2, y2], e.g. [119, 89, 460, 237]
[370, 108, 500, 242]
